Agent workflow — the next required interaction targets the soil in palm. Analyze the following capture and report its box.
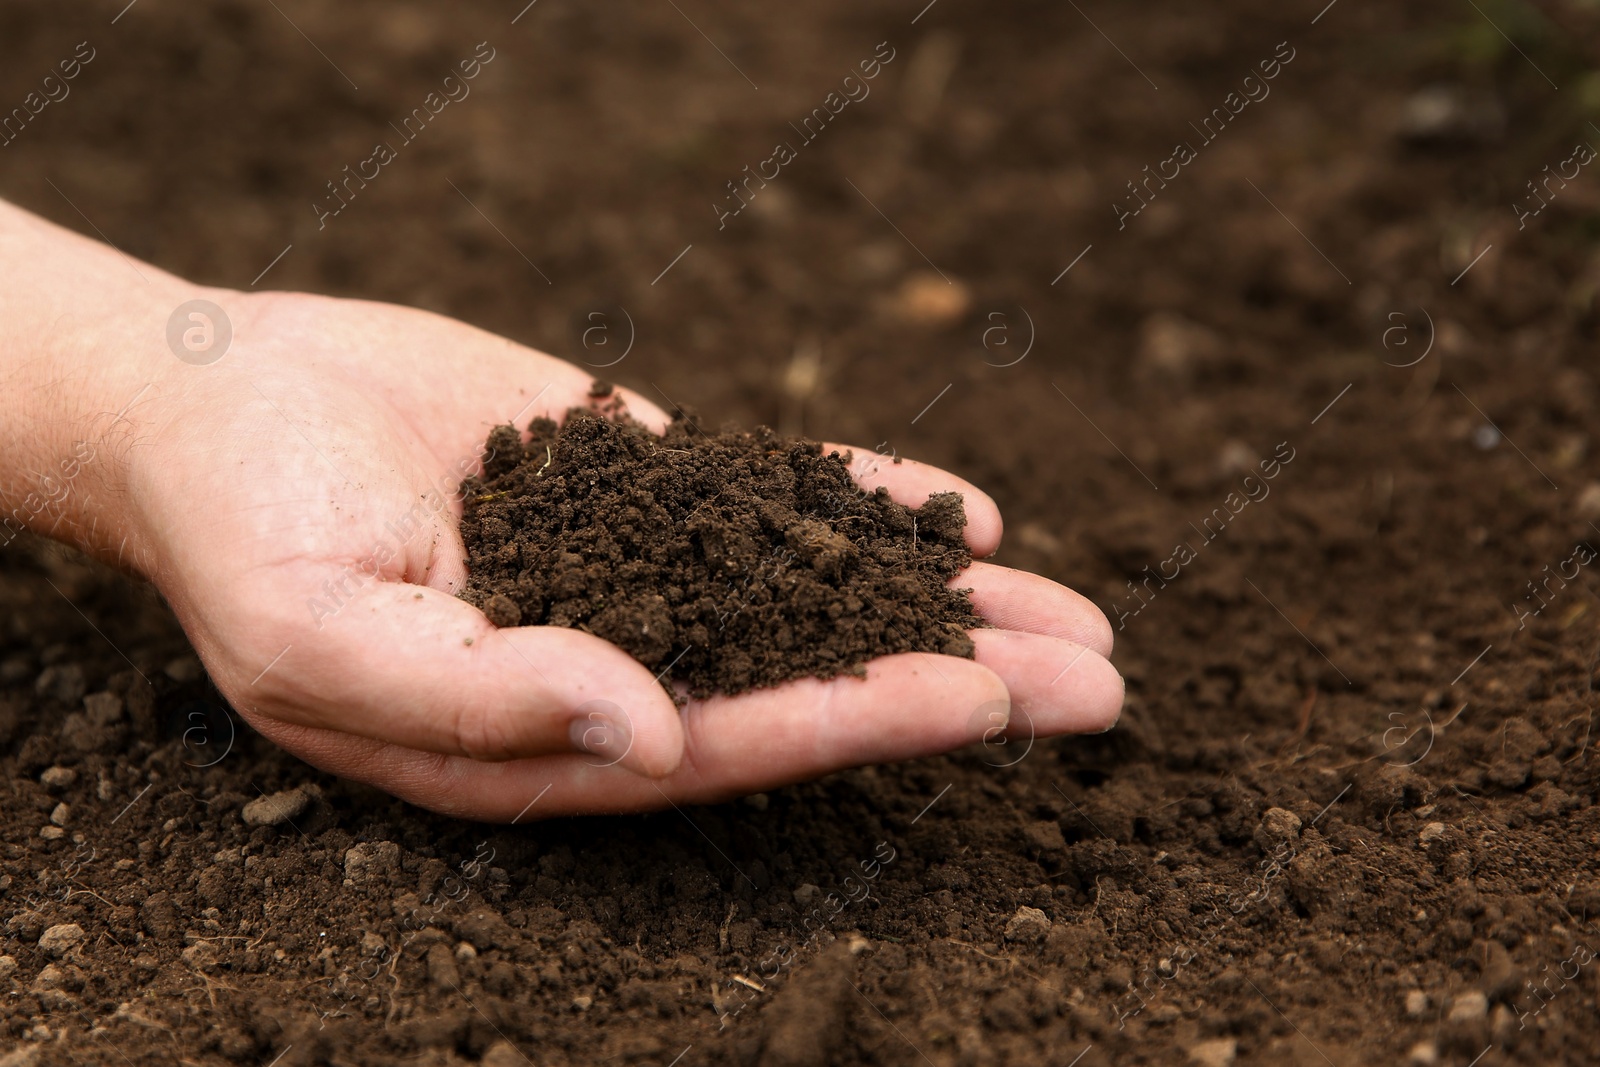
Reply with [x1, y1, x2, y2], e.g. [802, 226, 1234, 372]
[457, 385, 979, 698]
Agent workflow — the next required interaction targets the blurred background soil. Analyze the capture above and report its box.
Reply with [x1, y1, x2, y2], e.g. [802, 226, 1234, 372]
[2, 0, 1600, 1063]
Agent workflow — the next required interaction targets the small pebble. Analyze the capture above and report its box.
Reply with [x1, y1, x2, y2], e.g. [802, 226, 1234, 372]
[1447, 990, 1488, 1023]
[1576, 482, 1600, 519]
[1187, 1037, 1237, 1067]
[83, 691, 123, 726]
[1217, 440, 1257, 476]
[0, 956, 15, 979]
[572, 994, 593, 1011]
[342, 841, 401, 885]
[31, 964, 64, 990]
[1418, 822, 1448, 846]
[49, 803, 69, 827]
[1003, 905, 1052, 943]
[1254, 807, 1302, 851]
[792, 884, 820, 905]
[1398, 85, 1505, 145]
[164, 656, 203, 683]
[39, 767, 77, 791]
[38, 923, 85, 958]
[1408, 1040, 1438, 1065]
[891, 272, 971, 328]
[1139, 312, 1219, 378]
[39, 826, 65, 841]
[241, 788, 311, 828]
[482, 1041, 527, 1067]
[425, 942, 460, 991]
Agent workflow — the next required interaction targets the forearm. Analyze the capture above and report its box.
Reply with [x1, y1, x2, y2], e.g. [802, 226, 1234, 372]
[0, 198, 196, 570]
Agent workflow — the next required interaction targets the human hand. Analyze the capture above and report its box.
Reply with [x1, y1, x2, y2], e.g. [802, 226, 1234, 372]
[5, 203, 1120, 821]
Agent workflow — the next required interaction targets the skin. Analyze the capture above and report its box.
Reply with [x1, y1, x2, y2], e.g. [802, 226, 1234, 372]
[0, 199, 1122, 821]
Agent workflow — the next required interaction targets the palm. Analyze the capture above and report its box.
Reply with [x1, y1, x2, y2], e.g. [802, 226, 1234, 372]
[134, 291, 1121, 821]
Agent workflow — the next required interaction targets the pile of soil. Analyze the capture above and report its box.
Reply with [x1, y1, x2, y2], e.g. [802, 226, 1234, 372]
[457, 386, 979, 698]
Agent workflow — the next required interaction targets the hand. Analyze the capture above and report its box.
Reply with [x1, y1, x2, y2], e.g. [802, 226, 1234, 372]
[124, 289, 1121, 819]
[3, 203, 1120, 821]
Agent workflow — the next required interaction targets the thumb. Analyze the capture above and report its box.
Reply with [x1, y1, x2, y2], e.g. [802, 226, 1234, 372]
[226, 577, 685, 779]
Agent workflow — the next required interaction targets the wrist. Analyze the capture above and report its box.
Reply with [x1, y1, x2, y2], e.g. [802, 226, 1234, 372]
[0, 199, 211, 574]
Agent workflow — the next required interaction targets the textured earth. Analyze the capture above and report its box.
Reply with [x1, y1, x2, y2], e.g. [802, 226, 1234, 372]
[458, 400, 978, 698]
[2, 0, 1599, 1064]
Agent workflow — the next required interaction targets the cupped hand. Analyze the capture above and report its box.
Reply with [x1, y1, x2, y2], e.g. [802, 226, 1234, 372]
[122, 288, 1121, 821]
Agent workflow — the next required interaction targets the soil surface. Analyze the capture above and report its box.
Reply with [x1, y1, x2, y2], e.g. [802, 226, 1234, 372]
[3, 0, 1600, 1065]
[459, 389, 977, 698]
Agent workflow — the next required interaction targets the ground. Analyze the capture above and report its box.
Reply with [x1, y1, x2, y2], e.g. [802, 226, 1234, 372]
[2, 0, 1600, 1063]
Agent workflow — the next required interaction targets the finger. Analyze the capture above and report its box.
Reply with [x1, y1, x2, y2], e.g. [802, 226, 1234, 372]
[379, 302, 670, 439]
[231, 577, 685, 779]
[496, 372, 672, 436]
[663, 653, 1007, 799]
[825, 442, 1002, 557]
[253, 652, 1009, 821]
[955, 561, 1113, 656]
[968, 628, 1123, 737]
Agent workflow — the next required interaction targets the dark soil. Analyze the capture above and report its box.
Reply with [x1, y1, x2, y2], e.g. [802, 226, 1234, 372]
[3, 0, 1600, 1065]
[458, 388, 977, 698]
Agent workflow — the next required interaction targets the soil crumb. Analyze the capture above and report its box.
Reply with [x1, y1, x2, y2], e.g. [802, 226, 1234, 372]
[458, 386, 980, 698]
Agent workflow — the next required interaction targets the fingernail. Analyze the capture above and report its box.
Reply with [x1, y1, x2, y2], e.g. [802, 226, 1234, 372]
[1095, 676, 1126, 733]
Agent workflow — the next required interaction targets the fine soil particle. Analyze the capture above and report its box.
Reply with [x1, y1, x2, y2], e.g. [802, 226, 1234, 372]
[457, 387, 980, 698]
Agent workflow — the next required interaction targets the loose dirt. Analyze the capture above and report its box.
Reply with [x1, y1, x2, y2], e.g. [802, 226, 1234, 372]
[1, 0, 1598, 1065]
[458, 387, 977, 698]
